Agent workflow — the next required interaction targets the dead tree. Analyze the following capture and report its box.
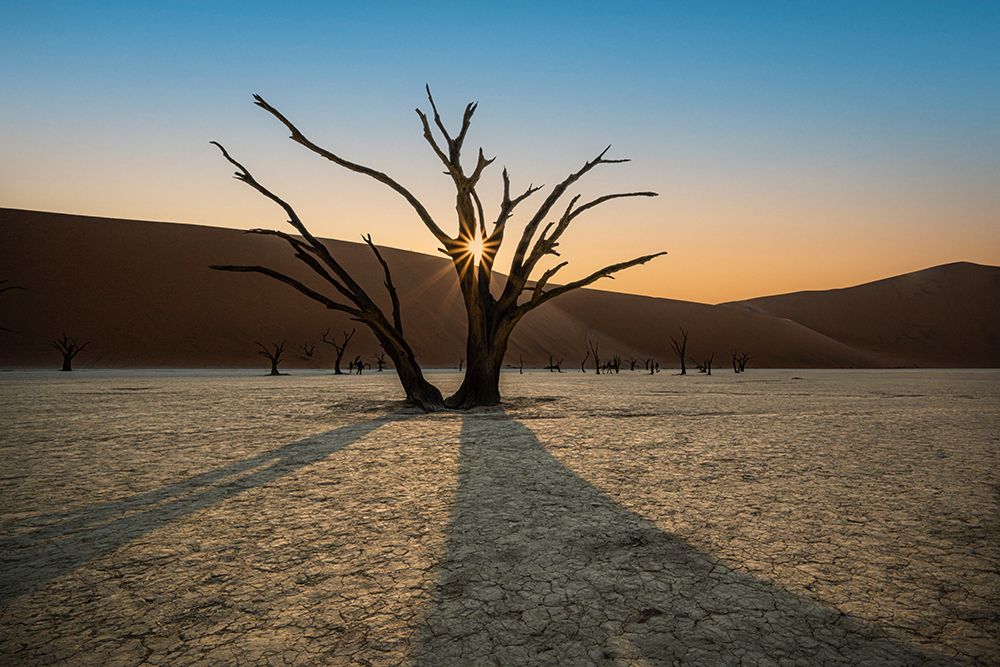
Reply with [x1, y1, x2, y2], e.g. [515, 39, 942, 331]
[739, 353, 751, 373]
[694, 352, 715, 375]
[545, 354, 563, 372]
[209, 145, 443, 410]
[222, 89, 665, 409]
[458, 358, 464, 372]
[299, 342, 316, 360]
[375, 351, 386, 371]
[626, 358, 637, 371]
[669, 327, 689, 375]
[581, 347, 590, 373]
[648, 359, 656, 375]
[257, 341, 286, 376]
[589, 339, 602, 375]
[732, 350, 740, 373]
[519, 354, 524, 374]
[322, 328, 355, 375]
[611, 354, 621, 374]
[731, 351, 751, 373]
[1, 280, 25, 333]
[51, 334, 88, 372]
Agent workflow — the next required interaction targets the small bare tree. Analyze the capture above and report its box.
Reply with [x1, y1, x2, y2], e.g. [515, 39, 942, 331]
[257, 341, 286, 376]
[581, 346, 590, 373]
[545, 354, 563, 372]
[375, 351, 386, 371]
[739, 352, 751, 373]
[458, 358, 464, 372]
[669, 327, 689, 375]
[626, 357, 637, 371]
[299, 342, 316, 361]
[589, 339, 602, 375]
[694, 352, 715, 375]
[518, 354, 524, 375]
[322, 328, 355, 375]
[51, 334, 88, 372]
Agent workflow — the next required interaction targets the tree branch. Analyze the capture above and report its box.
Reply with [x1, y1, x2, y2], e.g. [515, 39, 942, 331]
[362, 234, 404, 335]
[252, 94, 451, 245]
[210, 265, 361, 316]
[520, 251, 667, 313]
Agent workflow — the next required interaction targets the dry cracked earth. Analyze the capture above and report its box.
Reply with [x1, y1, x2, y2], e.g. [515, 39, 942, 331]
[0, 370, 997, 665]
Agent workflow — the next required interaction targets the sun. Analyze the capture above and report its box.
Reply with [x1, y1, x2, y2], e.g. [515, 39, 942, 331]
[468, 234, 484, 267]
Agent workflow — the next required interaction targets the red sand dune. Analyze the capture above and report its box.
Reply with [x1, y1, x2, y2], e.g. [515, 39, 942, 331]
[1, 209, 995, 369]
[725, 262, 1000, 367]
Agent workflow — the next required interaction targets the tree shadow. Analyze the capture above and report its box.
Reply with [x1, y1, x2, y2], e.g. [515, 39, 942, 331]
[0, 412, 408, 604]
[411, 410, 950, 665]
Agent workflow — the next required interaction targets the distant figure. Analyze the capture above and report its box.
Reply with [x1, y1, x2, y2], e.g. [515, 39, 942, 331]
[354, 357, 364, 375]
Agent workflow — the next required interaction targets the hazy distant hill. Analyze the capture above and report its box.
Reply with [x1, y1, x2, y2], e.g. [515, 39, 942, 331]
[1, 208, 994, 369]
[725, 262, 1000, 367]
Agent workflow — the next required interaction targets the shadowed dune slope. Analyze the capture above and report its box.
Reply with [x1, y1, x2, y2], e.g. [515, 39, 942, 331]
[725, 262, 1000, 367]
[1, 208, 990, 368]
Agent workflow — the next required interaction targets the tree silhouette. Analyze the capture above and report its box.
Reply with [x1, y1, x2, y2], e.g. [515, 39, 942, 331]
[669, 327, 689, 376]
[51, 334, 88, 372]
[589, 339, 602, 375]
[322, 328, 355, 375]
[257, 341, 286, 376]
[545, 354, 563, 373]
[695, 352, 715, 375]
[298, 342, 316, 361]
[375, 351, 386, 372]
[213, 89, 664, 409]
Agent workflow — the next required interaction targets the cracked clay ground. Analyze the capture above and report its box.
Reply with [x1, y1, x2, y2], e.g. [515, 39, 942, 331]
[1, 369, 997, 665]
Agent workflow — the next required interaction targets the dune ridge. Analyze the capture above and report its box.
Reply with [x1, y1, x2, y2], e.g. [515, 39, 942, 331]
[2, 208, 996, 369]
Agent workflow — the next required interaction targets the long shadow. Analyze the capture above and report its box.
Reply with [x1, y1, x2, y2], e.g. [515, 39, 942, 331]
[411, 411, 952, 665]
[0, 412, 407, 604]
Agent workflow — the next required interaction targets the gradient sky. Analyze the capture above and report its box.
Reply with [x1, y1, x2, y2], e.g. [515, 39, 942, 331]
[2, 1, 998, 303]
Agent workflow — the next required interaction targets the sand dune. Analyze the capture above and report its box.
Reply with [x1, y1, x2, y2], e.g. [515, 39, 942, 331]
[726, 262, 1000, 367]
[1, 208, 993, 369]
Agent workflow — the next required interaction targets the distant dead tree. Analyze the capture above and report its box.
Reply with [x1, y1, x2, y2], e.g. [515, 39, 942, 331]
[581, 345, 590, 373]
[298, 342, 316, 360]
[611, 354, 621, 374]
[213, 90, 664, 409]
[458, 358, 464, 372]
[648, 359, 656, 375]
[626, 357, 637, 371]
[545, 354, 563, 372]
[51, 334, 88, 372]
[669, 327, 689, 375]
[375, 351, 386, 371]
[739, 352, 750, 373]
[589, 339, 602, 375]
[518, 355, 524, 374]
[694, 352, 715, 375]
[256, 341, 286, 376]
[731, 350, 752, 373]
[322, 328, 355, 375]
[1, 280, 25, 333]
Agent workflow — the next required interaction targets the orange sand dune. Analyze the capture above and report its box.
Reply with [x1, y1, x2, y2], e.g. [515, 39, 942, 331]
[725, 262, 1000, 367]
[1, 209, 992, 369]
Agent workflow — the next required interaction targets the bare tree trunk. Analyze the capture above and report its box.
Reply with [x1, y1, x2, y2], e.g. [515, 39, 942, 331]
[589, 339, 601, 375]
[51, 334, 88, 372]
[670, 327, 689, 375]
[322, 328, 355, 375]
[257, 341, 286, 376]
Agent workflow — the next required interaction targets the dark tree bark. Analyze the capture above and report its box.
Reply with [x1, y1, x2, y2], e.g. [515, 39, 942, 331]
[627, 358, 637, 371]
[322, 328, 355, 375]
[739, 353, 751, 373]
[581, 347, 590, 373]
[732, 350, 740, 373]
[51, 334, 88, 372]
[257, 341, 286, 376]
[519, 355, 524, 375]
[670, 327, 689, 375]
[231, 89, 664, 409]
[209, 142, 444, 410]
[376, 351, 386, 371]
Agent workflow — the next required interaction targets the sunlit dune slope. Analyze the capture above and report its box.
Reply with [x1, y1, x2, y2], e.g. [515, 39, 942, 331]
[3, 208, 991, 369]
[725, 262, 1000, 367]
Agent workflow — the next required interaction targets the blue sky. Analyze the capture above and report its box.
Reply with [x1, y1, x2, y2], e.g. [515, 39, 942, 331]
[2, 1, 998, 301]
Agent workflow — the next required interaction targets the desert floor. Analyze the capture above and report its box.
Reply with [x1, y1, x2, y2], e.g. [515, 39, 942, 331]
[0, 369, 997, 665]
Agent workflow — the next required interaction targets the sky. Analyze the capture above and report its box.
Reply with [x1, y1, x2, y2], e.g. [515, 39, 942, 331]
[2, 1, 998, 303]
